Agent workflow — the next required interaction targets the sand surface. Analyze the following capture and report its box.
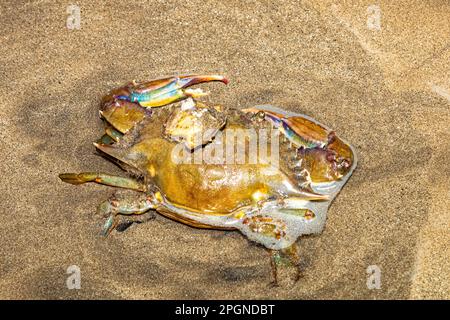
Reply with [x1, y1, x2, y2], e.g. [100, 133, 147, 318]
[0, 0, 448, 299]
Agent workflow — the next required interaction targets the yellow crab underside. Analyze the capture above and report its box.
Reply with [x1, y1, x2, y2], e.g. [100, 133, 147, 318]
[59, 75, 357, 283]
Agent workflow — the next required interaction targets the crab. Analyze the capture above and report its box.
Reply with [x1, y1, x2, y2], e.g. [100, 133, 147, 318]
[59, 74, 357, 285]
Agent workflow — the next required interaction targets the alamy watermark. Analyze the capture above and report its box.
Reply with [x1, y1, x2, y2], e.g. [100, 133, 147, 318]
[66, 265, 81, 289]
[367, 5, 381, 31]
[66, 5, 81, 30]
[366, 265, 381, 290]
[170, 128, 280, 167]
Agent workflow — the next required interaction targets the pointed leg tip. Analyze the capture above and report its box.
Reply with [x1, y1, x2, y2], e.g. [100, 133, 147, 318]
[58, 173, 84, 185]
[93, 142, 121, 156]
[93, 142, 109, 151]
[101, 215, 116, 236]
[181, 74, 229, 87]
[221, 76, 229, 85]
[211, 75, 228, 85]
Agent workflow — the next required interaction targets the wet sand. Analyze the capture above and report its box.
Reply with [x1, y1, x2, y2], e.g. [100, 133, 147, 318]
[0, 0, 448, 299]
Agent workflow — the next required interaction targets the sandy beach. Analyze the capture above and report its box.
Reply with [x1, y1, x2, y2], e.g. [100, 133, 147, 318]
[0, 0, 448, 299]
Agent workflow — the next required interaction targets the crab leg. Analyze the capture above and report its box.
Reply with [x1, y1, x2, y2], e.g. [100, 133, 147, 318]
[58, 172, 145, 192]
[104, 124, 123, 142]
[269, 243, 301, 286]
[97, 194, 156, 235]
[114, 74, 228, 108]
[98, 99, 147, 145]
[269, 250, 279, 286]
[97, 134, 115, 145]
[100, 100, 148, 134]
[96, 123, 125, 145]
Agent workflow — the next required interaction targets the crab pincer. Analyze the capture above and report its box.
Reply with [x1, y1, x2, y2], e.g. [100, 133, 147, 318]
[108, 74, 228, 108]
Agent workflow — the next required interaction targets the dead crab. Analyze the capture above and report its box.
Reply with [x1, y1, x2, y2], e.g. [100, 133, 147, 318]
[59, 74, 357, 284]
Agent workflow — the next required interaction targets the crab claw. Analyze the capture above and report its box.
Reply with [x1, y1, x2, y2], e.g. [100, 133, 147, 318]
[114, 74, 228, 108]
[242, 107, 330, 149]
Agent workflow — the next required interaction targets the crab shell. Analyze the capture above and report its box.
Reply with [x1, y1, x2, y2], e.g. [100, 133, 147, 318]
[96, 99, 357, 250]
